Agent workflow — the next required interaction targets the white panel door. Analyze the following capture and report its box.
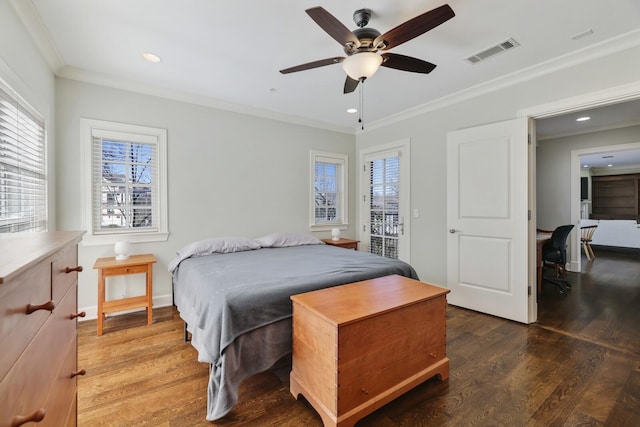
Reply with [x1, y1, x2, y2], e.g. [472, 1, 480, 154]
[447, 118, 530, 323]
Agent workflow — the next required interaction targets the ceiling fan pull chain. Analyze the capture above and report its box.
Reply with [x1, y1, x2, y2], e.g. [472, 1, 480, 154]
[359, 78, 365, 130]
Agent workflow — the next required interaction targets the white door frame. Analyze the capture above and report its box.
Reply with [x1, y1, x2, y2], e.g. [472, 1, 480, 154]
[358, 139, 411, 262]
[519, 81, 640, 320]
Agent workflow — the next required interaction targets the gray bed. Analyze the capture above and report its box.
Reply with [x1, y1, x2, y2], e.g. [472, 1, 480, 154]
[170, 242, 418, 420]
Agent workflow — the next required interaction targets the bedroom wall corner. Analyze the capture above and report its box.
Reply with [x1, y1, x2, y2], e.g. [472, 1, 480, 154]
[53, 78, 356, 315]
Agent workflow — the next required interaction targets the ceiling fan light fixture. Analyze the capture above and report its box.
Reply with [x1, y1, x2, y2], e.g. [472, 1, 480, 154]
[342, 52, 383, 80]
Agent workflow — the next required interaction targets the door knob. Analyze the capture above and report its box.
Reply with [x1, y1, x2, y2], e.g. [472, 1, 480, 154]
[449, 229, 459, 234]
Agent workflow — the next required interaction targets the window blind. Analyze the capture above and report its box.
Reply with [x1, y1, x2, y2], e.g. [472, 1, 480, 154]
[314, 158, 343, 224]
[0, 84, 46, 233]
[369, 156, 399, 259]
[91, 130, 159, 234]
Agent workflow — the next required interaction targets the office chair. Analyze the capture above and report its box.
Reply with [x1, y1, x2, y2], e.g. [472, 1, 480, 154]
[541, 224, 574, 293]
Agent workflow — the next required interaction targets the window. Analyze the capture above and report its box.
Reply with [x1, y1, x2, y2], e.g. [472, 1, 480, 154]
[81, 119, 168, 245]
[310, 151, 347, 230]
[0, 82, 47, 233]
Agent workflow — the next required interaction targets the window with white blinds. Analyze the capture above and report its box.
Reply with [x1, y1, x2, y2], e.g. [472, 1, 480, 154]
[310, 151, 348, 230]
[0, 83, 47, 233]
[368, 156, 400, 259]
[81, 119, 168, 244]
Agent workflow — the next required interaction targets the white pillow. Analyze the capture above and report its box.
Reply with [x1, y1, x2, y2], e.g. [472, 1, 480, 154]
[176, 236, 260, 259]
[255, 233, 324, 248]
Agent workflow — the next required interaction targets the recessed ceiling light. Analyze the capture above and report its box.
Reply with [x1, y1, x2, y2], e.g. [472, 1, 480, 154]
[346, 108, 357, 114]
[142, 52, 162, 63]
[576, 116, 590, 122]
[583, 164, 589, 168]
[607, 164, 613, 167]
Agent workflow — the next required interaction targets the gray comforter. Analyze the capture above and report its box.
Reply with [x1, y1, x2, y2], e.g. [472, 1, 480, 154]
[171, 244, 418, 420]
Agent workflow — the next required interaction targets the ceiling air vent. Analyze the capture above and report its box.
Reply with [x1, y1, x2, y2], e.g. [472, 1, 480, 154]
[466, 38, 520, 64]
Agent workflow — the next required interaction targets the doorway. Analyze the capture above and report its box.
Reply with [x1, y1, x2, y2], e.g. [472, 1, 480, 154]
[528, 83, 640, 323]
[358, 139, 411, 263]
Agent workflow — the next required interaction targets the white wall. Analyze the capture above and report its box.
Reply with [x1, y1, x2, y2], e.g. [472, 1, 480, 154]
[356, 44, 640, 287]
[54, 78, 355, 317]
[537, 125, 640, 229]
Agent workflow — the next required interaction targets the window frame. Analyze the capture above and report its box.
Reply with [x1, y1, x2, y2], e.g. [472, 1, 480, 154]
[309, 150, 348, 231]
[81, 118, 168, 245]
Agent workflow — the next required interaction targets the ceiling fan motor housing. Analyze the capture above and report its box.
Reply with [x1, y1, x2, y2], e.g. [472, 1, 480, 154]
[346, 27, 382, 54]
[353, 8, 371, 27]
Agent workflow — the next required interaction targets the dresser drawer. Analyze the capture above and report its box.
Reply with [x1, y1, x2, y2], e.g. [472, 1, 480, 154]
[52, 242, 80, 303]
[40, 336, 78, 427]
[0, 258, 52, 381]
[0, 284, 78, 426]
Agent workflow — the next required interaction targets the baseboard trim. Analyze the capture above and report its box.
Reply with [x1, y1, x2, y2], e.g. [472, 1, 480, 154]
[590, 244, 640, 254]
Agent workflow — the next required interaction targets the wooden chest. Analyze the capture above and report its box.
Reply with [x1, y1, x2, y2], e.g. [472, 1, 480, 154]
[290, 274, 449, 427]
[0, 231, 85, 427]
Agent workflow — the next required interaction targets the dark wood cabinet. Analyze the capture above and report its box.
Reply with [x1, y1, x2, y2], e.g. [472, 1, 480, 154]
[591, 174, 640, 221]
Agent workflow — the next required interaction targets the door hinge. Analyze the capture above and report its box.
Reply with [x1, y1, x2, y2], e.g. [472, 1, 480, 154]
[528, 134, 532, 145]
[363, 164, 366, 172]
[363, 225, 366, 232]
[528, 285, 532, 296]
[363, 195, 366, 202]
[528, 210, 531, 220]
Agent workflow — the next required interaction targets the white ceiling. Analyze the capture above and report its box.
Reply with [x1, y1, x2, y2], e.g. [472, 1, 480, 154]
[12, 0, 640, 133]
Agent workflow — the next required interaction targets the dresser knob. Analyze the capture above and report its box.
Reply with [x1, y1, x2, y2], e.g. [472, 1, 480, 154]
[26, 300, 55, 314]
[70, 369, 86, 378]
[429, 352, 438, 358]
[10, 408, 46, 426]
[64, 265, 83, 273]
[70, 311, 86, 320]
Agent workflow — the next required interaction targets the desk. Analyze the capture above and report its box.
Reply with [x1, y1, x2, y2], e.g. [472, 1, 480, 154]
[93, 254, 156, 336]
[536, 233, 551, 293]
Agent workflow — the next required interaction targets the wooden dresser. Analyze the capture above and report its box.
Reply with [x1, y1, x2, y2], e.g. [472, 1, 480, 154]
[0, 231, 85, 427]
[290, 274, 450, 427]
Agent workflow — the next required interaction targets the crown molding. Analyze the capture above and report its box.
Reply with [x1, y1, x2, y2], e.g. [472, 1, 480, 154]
[9, 0, 64, 72]
[361, 29, 640, 134]
[57, 66, 354, 135]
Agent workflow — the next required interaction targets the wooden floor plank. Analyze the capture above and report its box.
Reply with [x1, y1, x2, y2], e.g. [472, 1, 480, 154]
[77, 248, 640, 426]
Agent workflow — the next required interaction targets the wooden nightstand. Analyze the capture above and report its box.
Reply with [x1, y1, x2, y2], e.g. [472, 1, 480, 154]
[321, 238, 359, 250]
[93, 254, 156, 336]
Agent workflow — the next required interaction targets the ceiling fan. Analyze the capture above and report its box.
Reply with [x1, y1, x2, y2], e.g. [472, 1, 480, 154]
[280, 4, 455, 94]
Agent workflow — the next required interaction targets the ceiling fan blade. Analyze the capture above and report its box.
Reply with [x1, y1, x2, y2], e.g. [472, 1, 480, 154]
[374, 4, 455, 50]
[306, 7, 361, 48]
[381, 53, 436, 74]
[280, 57, 345, 74]
[343, 76, 360, 94]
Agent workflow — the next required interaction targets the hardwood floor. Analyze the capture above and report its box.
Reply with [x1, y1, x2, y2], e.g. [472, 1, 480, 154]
[78, 248, 640, 426]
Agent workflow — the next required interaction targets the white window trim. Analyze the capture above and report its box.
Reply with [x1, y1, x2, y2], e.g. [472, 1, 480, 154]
[80, 118, 168, 245]
[309, 150, 348, 231]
